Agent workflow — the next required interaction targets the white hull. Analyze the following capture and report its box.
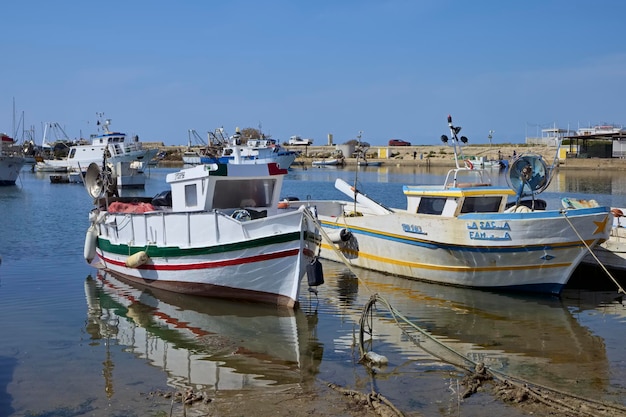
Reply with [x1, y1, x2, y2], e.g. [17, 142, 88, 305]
[36, 148, 157, 172]
[0, 155, 26, 185]
[35, 121, 158, 173]
[94, 209, 316, 306]
[182, 153, 201, 164]
[223, 152, 297, 169]
[286, 198, 611, 294]
[312, 158, 344, 166]
[200, 151, 298, 169]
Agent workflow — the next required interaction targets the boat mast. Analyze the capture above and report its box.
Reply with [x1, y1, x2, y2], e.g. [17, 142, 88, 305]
[444, 115, 468, 170]
[353, 130, 363, 213]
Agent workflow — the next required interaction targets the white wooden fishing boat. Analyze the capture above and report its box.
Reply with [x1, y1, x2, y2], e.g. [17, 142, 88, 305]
[35, 116, 158, 173]
[83, 156, 323, 308]
[0, 133, 26, 185]
[282, 116, 612, 295]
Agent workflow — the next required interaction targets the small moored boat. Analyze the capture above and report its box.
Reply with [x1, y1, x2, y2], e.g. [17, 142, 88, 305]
[35, 116, 158, 174]
[83, 158, 323, 308]
[0, 133, 26, 186]
[282, 115, 612, 295]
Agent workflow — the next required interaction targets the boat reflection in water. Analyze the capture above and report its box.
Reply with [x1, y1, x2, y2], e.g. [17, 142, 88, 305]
[321, 262, 615, 402]
[84, 272, 321, 393]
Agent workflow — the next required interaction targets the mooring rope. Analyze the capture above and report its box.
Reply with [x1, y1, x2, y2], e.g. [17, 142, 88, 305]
[303, 207, 626, 416]
[363, 293, 626, 417]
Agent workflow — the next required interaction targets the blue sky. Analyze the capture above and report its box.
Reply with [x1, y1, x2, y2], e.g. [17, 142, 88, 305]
[1, 1, 625, 146]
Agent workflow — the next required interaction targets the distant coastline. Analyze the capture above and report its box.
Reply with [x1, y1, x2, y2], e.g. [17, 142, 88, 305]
[153, 143, 626, 170]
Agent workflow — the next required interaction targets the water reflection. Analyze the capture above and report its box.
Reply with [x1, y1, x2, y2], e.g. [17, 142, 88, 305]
[554, 170, 618, 195]
[319, 261, 613, 400]
[84, 272, 322, 394]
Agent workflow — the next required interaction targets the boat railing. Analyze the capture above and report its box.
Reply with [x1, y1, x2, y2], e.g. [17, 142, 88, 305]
[444, 167, 492, 188]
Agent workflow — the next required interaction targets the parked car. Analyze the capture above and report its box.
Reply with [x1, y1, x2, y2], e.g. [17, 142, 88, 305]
[388, 139, 411, 146]
[288, 136, 313, 145]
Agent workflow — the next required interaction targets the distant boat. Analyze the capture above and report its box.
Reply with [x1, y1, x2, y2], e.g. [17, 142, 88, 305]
[357, 160, 382, 167]
[312, 150, 345, 167]
[35, 116, 158, 174]
[186, 128, 299, 169]
[312, 158, 345, 167]
[0, 133, 26, 186]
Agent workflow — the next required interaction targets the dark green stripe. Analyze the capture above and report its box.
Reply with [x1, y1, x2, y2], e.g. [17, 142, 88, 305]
[98, 231, 307, 257]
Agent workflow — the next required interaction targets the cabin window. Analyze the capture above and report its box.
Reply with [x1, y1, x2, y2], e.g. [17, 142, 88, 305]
[460, 196, 502, 213]
[212, 179, 276, 209]
[68, 149, 76, 159]
[184, 184, 198, 207]
[417, 197, 447, 215]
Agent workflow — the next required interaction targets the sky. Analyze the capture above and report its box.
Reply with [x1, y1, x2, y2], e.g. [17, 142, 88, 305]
[1, 1, 625, 147]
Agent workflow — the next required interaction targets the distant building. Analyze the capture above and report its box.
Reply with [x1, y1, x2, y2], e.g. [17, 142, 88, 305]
[525, 127, 574, 147]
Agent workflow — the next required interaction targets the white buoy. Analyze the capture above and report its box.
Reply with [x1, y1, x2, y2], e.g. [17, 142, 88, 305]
[83, 225, 98, 263]
[364, 351, 388, 366]
[125, 251, 149, 268]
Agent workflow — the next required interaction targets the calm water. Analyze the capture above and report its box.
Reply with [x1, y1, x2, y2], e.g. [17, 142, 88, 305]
[1, 165, 626, 416]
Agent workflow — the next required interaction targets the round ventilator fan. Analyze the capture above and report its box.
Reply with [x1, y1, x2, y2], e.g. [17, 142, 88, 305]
[506, 154, 552, 197]
[84, 163, 104, 199]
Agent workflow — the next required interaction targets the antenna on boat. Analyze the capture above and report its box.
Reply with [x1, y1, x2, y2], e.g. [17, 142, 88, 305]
[353, 130, 363, 213]
[441, 115, 469, 169]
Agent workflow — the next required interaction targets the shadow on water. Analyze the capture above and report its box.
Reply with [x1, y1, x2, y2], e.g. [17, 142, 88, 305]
[0, 356, 16, 417]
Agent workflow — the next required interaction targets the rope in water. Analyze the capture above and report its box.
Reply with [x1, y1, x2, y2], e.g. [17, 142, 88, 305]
[362, 293, 626, 416]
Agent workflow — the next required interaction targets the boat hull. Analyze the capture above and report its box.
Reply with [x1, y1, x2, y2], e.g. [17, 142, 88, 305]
[0, 155, 26, 185]
[200, 152, 298, 169]
[92, 208, 318, 307]
[312, 158, 344, 166]
[288, 201, 612, 294]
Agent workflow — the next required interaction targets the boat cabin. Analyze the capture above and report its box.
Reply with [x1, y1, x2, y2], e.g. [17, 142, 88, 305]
[166, 163, 287, 213]
[403, 167, 515, 217]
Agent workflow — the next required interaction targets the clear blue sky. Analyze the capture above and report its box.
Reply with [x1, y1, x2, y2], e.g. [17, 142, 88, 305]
[2, 1, 625, 146]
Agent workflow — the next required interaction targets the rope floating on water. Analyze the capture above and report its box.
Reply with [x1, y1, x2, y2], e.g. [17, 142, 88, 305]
[304, 205, 626, 416]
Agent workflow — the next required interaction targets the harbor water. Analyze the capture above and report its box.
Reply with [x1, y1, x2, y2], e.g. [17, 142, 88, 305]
[1, 165, 626, 416]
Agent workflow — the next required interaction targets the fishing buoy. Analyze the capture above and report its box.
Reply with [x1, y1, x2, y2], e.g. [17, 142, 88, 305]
[306, 258, 324, 287]
[611, 208, 624, 218]
[83, 225, 98, 264]
[327, 228, 352, 243]
[125, 251, 149, 268]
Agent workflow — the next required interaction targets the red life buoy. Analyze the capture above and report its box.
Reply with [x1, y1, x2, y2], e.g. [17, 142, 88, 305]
[464, 159, 474, 170]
